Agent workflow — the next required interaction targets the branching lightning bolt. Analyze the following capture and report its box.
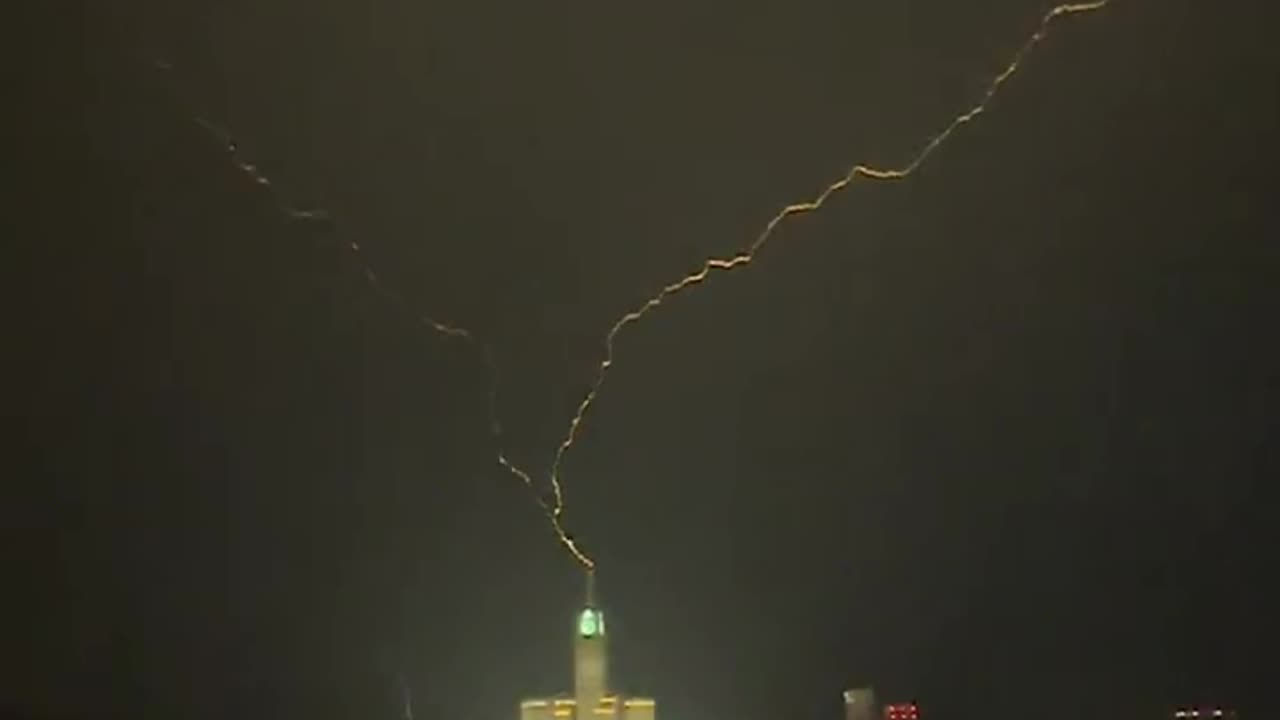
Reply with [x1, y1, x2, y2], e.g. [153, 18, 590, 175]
[544, 1, 1113, 562]
[152, 0, 1107, 578]
[153, 62, 593, 568]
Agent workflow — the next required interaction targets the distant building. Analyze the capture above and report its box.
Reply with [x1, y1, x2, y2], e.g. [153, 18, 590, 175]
[520, 575, 655, 720]
[883, 702, 919, 720]
[844, 688, 878, 720]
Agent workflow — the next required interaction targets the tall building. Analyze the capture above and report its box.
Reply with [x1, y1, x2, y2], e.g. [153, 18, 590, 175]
[520, 575, 655, 720]
[844, 688, 878, 720]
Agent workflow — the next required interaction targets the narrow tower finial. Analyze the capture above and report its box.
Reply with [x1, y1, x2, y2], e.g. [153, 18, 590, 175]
[585, 568, 596, 608]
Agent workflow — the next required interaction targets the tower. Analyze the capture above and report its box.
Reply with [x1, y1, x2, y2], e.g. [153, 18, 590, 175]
[574, 572, 607, 711]
[518, 573, 653, 720]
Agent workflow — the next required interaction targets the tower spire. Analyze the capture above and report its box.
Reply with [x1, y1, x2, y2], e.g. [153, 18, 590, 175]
[574, 568, 606, 707]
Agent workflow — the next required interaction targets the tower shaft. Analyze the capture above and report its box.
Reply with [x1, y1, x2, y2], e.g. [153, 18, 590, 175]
[575, 572, 606, 711]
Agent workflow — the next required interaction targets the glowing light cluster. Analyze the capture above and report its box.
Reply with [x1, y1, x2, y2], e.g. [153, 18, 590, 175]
[884, 703, 919, 720]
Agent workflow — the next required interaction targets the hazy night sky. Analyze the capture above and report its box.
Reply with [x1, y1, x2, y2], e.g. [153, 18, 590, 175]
[9, 1, 1276, 719]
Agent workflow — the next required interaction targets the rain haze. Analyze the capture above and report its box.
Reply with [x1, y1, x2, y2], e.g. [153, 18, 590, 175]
[9, 1, 1275, 719]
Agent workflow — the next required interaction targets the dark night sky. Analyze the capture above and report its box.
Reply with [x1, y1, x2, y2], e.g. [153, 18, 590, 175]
[9, 1, 1276, 719]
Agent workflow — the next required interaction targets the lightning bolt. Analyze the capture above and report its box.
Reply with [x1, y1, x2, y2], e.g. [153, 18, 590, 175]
[152, 62, 594, 567]
[151, 0, 1108, 578]
[543, 0, 1113, 569]
[186, 110, 469, 339]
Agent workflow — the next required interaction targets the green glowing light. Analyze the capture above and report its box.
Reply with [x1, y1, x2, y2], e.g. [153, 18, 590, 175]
[578, 609, 604, 637]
